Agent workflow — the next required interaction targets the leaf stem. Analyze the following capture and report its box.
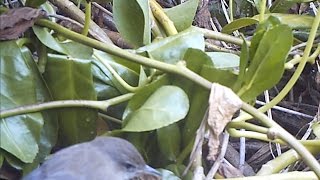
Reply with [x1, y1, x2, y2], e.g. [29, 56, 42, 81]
[229, 0, 233, 22]
[150, 0, 178, 36]
[0, 93, 134, 118]
[195, 27, 249, 46]
[259, 0, 267, 22]
[82, 1, 91, 36]
[36, 19, 212, 89]
[241, 103, 320, 177]
[94, 55, 142, 92]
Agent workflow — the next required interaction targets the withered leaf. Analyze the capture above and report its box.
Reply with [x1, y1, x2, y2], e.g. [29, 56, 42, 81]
[207, 83, 242, 160]
[0, 7, 46, 40]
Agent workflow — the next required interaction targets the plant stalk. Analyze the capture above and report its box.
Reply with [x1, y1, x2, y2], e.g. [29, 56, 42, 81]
[0, 93, 134, 118]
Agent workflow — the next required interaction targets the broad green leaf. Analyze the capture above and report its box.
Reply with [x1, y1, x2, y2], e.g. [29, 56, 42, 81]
[201, 65, 238, 88]
[222, 18, 258, 34]
[164, 0, 199, 32]
[122, 86, 189, 132]
[241, 24, 293, 102]
[138, 66, 148, 86]
[113, 0, 151, 48]
[157, 123, 181, 161]
[25, 0, 46, 7]
[91, 60, 122, 100]
[249, 16, 281, 62]
[2, 150, 24, 170]
[122, 75, 170, 120]
[44, 54, 97, 145]
[125, 132, 150, 160]
[223, 13, 316, 35]
[0, 41, 43, 163]
[179, 49, 212, 146]
[19, 47, 58, 174]
[270, 0, 315, 13]
[171, 48, 212, 95]
[312, 122, 320, 138]
[252, 13, 316, 30]
[182, 87, 209, 146]
[206, 52, 240, 69]
[41, 1, 56, 15]
[33, 26, 93, 59]
[137, 27, 204, 64]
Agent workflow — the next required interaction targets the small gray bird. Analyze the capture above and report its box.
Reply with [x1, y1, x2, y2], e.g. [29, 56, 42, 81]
[23, 137, 161, 180]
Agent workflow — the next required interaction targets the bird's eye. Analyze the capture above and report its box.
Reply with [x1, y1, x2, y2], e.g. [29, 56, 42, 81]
[123, 162, 136, 171]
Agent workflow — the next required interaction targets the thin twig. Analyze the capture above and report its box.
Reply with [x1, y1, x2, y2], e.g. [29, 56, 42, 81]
[205, 133, 230, 180]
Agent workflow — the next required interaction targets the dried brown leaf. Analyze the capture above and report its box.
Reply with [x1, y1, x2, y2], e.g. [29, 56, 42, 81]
[0, 7, 46, 40]
[207, 83, 242, 160]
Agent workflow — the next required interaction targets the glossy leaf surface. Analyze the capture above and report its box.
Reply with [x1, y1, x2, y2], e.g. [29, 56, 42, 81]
[44, 54, 97, 145]
[0, 41, 43, 163]
[122, 86, 189, 132]
[113, 0, 151, 48]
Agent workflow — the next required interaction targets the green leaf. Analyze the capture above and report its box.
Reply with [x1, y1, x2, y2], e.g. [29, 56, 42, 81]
[233, 37, 249, 92]
[138, 66, 148, 86]
[91, 60, 122, 100]
[122, 86, 189, 132]
[19, 47, 58, 174]
[222, 18, 258, 34]
[113, 0, 151, 48]
[123, 75, 170, 120]
[206, 52, 240, 69]
[241, 24, 293, 102]
[25, 0, 47, 7]
[252, 13, 317, 30]
[249, 16, 281, 62]
[270, 0, 315, 13]
[33, 26, 93, 59]
[125, 132, 150, 160]
[0, 41, 43, 163]
[178, 49, 212, 146]
[157, 123, 181, 161]
[137, 27, 204, 64]
[171, 48, 212, 95]
[2, 150, 24, 170]
[312, 122, 320, 138]
[164, 0, 199, 32]
[44, 54, 97, 145]
[201, 65, 238, 88]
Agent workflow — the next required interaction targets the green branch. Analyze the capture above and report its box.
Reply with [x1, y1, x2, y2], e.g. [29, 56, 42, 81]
[241, 103, 320, 177]
[0, 93, 133, 118]
[82, 1, 91, 36]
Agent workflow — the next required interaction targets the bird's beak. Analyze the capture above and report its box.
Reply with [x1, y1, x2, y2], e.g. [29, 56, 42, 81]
[143, 165, 162, 178]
